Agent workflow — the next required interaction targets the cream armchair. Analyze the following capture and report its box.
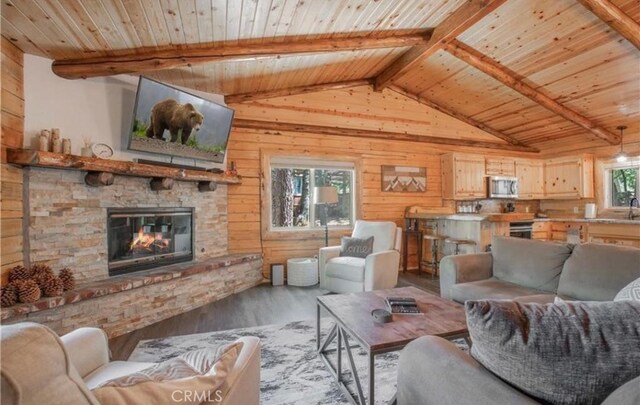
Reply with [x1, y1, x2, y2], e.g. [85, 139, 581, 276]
[1, 322, 261, 405]
[319, 220, 402, 293]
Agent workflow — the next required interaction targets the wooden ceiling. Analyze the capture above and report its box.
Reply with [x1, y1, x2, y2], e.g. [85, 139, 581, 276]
[2, 0, 639, 154]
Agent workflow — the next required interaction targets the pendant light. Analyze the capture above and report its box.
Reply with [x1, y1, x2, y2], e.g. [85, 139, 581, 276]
[614, 125, 628, 163]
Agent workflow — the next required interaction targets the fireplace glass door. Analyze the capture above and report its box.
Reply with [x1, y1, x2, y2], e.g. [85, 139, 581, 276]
[107, 208, 193, 276]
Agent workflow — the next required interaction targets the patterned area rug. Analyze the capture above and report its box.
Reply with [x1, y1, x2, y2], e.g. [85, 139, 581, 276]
[130, 319, 468, 405]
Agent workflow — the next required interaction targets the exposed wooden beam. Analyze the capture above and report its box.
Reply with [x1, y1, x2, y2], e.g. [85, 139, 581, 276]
[374, 0, 507, 91]
[388, 85, 539, 152]
[232, 119, 538, 153]
[577, 0, 640, 49]
[52, 31, 432, 79]
[225, 79, 372, 104]
[444, 40, 621, 145]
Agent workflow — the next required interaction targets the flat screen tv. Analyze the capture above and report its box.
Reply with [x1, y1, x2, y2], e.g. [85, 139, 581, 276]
[128, 77, 234, 163]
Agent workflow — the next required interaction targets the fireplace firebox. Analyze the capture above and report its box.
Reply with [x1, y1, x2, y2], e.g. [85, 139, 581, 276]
[107, 208, 194, 276]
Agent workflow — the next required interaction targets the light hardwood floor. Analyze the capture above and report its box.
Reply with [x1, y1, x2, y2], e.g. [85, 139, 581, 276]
[109, 271, 440, 360]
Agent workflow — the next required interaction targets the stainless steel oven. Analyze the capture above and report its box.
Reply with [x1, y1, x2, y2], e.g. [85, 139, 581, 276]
[510, 221, 533, 239]
[487, 176, 518, 199]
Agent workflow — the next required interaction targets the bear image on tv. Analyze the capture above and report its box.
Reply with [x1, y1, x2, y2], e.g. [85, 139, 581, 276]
[145, 99, 205, 144]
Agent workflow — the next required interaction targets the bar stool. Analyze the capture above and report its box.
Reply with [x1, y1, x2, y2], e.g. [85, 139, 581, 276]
[444, 238, 477, 255]
[422, 234, 446, 277]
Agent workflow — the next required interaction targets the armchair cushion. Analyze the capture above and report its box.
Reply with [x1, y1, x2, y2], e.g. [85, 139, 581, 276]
[352, 221, 397, 253]
[60, 327, 110, 379]
[325, 256, 366, 282]
[466, 299, 640, 405]
[339, 236, 374, 258]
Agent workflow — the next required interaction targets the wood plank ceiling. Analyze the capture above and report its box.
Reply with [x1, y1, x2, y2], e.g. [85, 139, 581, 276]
[2, 0, 639, 154]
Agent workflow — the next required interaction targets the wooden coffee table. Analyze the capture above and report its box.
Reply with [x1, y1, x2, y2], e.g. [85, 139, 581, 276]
[316, 286, 468, 405]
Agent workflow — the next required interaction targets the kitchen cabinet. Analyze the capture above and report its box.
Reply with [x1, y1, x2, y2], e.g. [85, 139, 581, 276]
[532, 221, 550, 240]
[544, 155, 594, 199]
[515, 159, 544, 200]
[588, 223, 640, 248]
[485, 157, 516, 176]
[441, 153, 486, 200]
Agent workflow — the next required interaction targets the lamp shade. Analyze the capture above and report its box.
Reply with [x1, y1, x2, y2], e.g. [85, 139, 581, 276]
[314, 186, 338, 204]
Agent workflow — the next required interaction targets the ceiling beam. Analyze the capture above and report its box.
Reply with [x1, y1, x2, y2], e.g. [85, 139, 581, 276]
[233, 119, 539, 153]
[388, 85, 539, 152]
[52, 31, 432, 80]
[444, 39, 621, 145]
[373, 0, 507, 91]
[577, 0, 640, 49]
[225, 79, 372, 104]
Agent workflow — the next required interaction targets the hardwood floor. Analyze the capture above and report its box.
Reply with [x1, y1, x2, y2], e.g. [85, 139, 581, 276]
[109, 271, 440, 360]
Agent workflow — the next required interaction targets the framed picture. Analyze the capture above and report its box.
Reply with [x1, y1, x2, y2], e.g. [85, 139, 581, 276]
[381, 165, 427, 192]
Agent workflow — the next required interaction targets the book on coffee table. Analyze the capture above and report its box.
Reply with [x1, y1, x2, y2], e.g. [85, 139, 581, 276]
[385, 296, 422, 314]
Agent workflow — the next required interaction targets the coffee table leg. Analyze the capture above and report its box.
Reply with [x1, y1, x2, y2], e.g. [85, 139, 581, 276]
[337, 327, 342, 379]
[368, 352, 375, 405]
[316, 302, 321, 351]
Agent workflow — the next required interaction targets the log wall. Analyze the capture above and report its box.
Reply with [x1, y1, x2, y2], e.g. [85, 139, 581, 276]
[1, 37, 25, 285]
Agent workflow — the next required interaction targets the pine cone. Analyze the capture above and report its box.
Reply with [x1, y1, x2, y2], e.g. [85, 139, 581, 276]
[33, 271, 54, 290]
[1, 284, 18, 307]
[8, 265, 33, 283]
[31, 263, 54, 280]
[42, 276, 64, 297]
[58, 268, 76, 291]
[17, 280, 41, 303]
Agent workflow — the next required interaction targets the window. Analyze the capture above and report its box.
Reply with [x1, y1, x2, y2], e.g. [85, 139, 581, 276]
[270, 159, 355, 230]
[604, 163, 639, 208]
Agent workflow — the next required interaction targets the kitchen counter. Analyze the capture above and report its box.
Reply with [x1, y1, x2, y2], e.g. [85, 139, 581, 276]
[532, 218, 640, 225]
[406, 212, 640, 225]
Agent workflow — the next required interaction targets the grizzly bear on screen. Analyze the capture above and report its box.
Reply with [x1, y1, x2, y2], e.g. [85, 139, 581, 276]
[145, 99, 204, 144]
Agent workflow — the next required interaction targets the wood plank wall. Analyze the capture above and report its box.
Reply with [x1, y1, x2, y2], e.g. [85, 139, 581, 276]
[1, 37, 25, 285]
[226, 87, 537, 277]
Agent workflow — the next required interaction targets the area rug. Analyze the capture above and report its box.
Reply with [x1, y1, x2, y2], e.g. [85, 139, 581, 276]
[130, 319, 468, 405]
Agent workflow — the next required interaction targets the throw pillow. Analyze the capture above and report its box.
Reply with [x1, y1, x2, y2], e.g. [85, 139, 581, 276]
[92, 341, 243, 405]
[615, 277, 640, 302]
[466, 299, 640, 404]
[340, 236, 374, 258]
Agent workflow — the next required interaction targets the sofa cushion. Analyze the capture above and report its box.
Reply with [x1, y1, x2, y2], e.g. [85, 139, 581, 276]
[615, 277, 640, 302]
[450, 278, 543, 303]
[85, 361, 155, 390]
[352, 220, 396, 253]
[511, 294, 558, 304]
[466, 299, 640, 405]
[339, 236, 374, 258]
[492, 236, 572, 293]
[325, 256, 366, 282]
[559, 243, 640, 301]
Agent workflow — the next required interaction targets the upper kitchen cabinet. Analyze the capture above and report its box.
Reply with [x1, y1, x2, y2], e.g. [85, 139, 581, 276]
[442, 153, 486, 200]
[515, 159, 544, 200]
[544, 155, 594, 199]
[485, 157, 516, 176]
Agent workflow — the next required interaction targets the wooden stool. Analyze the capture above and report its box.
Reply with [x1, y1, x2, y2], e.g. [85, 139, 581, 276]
[422, 234, 446, 277]
[444, 238, 477, 255]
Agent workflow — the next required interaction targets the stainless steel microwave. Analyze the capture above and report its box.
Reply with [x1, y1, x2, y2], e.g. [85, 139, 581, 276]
[487, 176, 518, 199]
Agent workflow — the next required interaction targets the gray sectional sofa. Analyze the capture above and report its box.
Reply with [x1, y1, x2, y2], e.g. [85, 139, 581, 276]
[440, 236, 640, 304]
[396, 237, 640, 405]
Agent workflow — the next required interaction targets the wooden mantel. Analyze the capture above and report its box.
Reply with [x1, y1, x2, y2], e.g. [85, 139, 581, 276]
[7, 149, 241, 189]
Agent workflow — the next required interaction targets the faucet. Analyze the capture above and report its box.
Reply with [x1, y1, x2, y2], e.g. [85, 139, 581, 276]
[629, 197, 640, 220]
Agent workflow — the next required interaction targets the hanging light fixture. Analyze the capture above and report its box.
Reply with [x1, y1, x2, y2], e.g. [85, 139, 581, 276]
[614, 125, 628, 163]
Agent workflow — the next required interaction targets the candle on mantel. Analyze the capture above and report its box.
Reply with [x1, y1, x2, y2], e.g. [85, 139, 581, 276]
[51, 128, 62, 153]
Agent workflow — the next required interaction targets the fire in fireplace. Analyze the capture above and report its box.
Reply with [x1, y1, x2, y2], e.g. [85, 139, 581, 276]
[107, 208, 194, 276]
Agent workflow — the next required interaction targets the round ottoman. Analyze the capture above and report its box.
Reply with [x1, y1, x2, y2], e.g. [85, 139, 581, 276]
[287, 257, 318, 287]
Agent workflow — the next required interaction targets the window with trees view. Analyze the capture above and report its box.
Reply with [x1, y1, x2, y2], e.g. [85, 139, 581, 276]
[270, 163, 355, 230]
[607, 165, 639, 208]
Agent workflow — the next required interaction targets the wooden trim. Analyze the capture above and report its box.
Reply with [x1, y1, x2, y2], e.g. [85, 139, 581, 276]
[374, 0, 507, 91]
[444, 40, 621, 145]
[388, 85, 538, 151]
[577, 0, 640, 49]
[259, 149, 361, 242]
[233, 119, 539, 153]
[52, 31, 432, 79]
[225, 79, 372, 104]
[6, 149, 241, 184]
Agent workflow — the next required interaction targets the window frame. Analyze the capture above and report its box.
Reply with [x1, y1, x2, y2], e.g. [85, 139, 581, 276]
[260, 150, 362, 241]
[602, 160, 640, 209]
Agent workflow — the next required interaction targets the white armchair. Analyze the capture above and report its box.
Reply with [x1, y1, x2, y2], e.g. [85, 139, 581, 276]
[1, 322, 261, 405]
[319, 220, 402, 293]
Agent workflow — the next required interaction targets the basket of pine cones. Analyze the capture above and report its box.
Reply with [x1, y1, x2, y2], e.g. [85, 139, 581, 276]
[1, 264, 77, 307]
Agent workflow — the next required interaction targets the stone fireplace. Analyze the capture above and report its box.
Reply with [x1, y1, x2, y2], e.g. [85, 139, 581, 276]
[107, 207, 194, 276]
